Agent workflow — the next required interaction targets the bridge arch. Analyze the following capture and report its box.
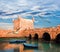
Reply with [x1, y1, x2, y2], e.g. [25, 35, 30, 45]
[34, 33, 38, 40]
[55, 33, 60, 43]
[42, 32, 51, 41]
[28, 34, 32, 39]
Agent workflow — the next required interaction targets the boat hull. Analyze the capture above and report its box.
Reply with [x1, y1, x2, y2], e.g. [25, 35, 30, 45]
[23, 43, 38, 49]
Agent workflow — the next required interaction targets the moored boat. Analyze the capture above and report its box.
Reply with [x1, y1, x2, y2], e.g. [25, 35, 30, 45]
[23, 43, 38, 49]
[9, 39, 26, 43]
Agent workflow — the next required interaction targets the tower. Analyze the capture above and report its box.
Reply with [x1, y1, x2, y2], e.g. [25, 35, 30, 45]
[13, 16, 34, 32]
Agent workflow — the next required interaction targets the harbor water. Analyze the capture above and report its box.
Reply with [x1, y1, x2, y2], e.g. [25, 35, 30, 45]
[0, 38, 60, 52]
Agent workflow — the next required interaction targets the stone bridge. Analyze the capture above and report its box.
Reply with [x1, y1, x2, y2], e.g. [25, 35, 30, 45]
[22, 25, 60, 41]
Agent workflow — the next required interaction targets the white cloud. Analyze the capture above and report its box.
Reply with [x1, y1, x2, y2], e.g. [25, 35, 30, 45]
[30, 4, 59, 11]
[29, 4, 59, 17]
[49, 4, 59, 11]
[42, 4, 59, 11]
[0, 22, 13, 30]
[0, 0, 28, 15]
[17, 0, 28, 6]
[31, 6, 40, 10]
[0, 15, 18, 19]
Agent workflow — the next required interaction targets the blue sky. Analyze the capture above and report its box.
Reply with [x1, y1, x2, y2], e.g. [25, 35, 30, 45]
[0, 0, 60, 29]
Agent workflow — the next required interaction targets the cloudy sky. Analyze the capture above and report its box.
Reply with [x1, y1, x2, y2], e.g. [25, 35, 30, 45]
[0, 0, 60, 29]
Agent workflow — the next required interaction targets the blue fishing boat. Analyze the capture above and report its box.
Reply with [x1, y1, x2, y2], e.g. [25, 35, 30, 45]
[23, 43, 38, 49]
[9, 39, 26, 43]
[16, 40, 26, 43]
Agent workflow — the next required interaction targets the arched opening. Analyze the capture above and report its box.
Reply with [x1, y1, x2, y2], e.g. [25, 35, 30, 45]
[34, 33, 38, 40]
[28, 34, 32, 40]
[43, 32, 50, 41]
[55, 34, 60, 43]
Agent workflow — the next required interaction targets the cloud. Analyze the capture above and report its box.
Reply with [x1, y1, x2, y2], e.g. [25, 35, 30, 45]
[3, 10, 32, 16]
[29, 4, 59, 17]
[0, 22, 13, 30]
[31, 6, 40, 10]
[0, 0, 29, 15]
[0, 15, 17, 19]
[44, 4, 59, 11]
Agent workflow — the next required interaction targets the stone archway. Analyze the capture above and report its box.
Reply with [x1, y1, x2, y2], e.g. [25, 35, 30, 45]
[34, 33, 38, 40]
[42, 32, 51, 41]
[55, 33, 60, 43]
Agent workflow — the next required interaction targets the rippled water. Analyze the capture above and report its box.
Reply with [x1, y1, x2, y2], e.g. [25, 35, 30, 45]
[0, 39, 60, 52]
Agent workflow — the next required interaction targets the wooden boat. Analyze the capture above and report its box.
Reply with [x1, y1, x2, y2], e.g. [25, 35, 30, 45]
[16, 40, 26, 43]
[23, 43, 38, 49]
[9, 40, 26, 43]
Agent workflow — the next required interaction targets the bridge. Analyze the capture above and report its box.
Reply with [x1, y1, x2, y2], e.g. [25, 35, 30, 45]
[22, 25, 60, 42]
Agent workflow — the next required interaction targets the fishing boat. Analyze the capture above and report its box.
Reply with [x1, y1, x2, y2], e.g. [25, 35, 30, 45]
[23, 43, 38, 49]
[9, 39, 26, 43]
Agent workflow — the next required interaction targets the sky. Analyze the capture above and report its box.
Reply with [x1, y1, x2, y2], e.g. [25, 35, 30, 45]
[0, 0, 60, 29]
